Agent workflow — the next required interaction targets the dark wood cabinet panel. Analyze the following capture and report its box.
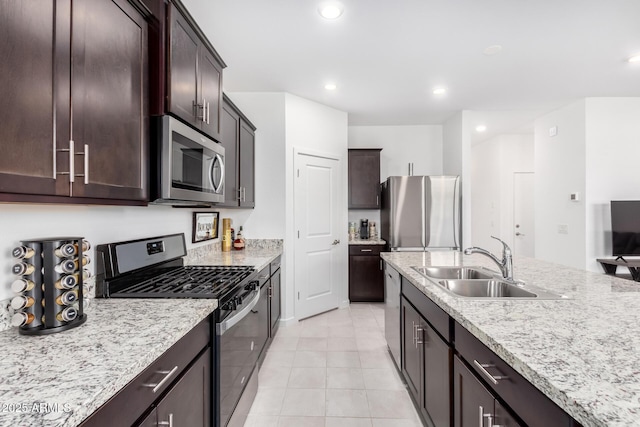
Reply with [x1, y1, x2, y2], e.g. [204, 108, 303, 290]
[156, 348, 211, 427]
[401, 298, 422, 400]
[0, 0, 148, 204]
[453, 355, 495, 427]
[270, 267, 281, 336]
[220, 94, 256, 208]
[200, 48, 223, 141]
[168, 4, 200, 127]
[220, 100, 240, 206]
[166, 2, 225, 141]
[495, 401, 524, 427]
[239, 120, 256, 208]
[137, 409, 156, 427]
[71, 0, 148, 201]
[349, 246, 384, 302]
[424, 323, 452, 427]
[348, 149, 381, 209]
[0, 0, 69, 197]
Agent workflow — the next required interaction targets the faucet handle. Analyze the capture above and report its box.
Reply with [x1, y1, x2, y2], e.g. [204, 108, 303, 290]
[490, 236, 512, 255]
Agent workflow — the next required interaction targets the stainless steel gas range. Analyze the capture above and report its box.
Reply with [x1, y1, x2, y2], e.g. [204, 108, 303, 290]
[95, 233, 268, 427]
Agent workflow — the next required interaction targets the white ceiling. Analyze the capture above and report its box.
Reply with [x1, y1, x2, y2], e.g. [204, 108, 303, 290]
[184, 0, 640, 132]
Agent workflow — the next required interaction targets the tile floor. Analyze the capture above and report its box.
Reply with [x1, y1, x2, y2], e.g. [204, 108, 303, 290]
[244, 303, 424, 427]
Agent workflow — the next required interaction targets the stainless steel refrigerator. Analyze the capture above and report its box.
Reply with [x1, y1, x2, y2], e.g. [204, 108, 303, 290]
[380, 175, 461, 250]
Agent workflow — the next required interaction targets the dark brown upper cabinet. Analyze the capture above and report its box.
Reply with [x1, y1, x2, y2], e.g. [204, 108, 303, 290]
[0, 0, 149, 205]
[348, 148, 382, 209]
[220, 94, 256, 208]
[163, 2, 225, 142]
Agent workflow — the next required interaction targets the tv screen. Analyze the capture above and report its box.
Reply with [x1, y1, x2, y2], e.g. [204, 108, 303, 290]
[611, 201, 640, 256]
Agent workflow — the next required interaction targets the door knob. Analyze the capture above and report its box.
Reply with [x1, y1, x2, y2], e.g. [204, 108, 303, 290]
[332, 239, 340, 245]
[515, 232, 525, 236]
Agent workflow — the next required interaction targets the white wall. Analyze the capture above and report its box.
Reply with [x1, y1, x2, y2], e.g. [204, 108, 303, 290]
[284, 93, 349, 314]
[443, 111, 472, 248]
[534, 100, 587, 269]
[471, 134, 534, 253]
[584, 98, 640, 271]
[347, 125, 443, 226]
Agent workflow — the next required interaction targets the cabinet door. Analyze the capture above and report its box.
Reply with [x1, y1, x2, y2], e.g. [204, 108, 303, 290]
[401, 298, 423, 401]
[349, 254, 384, 302]
[136, 409, 157, 427]
[0, 1, 70, 197]
[495, 401, 524, 427]
[220, 99, 240, 207]
[71, 0, 148, 201]
[168, 3, 199, 127]
[156, 348, 211, 427]
[424, 323, 452, 427]
[270, 268, 282, 335]
[199, 48, 223, 141]
[453, 356, 495, 427]
[348, 149, 381, 209]
[239, 119, 255, 208]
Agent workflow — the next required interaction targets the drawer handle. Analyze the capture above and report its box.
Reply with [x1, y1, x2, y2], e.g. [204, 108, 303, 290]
[473, 360, 508, 385]
[259, 274, 269, 280]
[158, 413, 174, 427]
[360, 249, 373, 252]
[479, 406, 493, 427]
[142, 366, 179, 393]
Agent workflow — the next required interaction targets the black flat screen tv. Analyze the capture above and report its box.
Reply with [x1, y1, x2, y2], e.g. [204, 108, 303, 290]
[611, 201, 640, 256]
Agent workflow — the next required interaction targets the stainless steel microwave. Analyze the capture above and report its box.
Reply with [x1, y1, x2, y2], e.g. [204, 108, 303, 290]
[152, 115, 225, 205]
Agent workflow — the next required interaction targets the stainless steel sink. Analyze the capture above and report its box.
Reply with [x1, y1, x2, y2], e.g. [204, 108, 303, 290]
[411, 265, 566, 299]
[413, 266, 494, 280]
[438, 279, 537, 298]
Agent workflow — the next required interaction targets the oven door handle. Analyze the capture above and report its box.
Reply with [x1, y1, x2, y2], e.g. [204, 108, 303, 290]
[217, 288, 260, 335]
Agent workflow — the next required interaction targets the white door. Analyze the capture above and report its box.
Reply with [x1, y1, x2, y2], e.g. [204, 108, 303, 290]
[513, 172, 534, 257]
[294, 151, 341, 320]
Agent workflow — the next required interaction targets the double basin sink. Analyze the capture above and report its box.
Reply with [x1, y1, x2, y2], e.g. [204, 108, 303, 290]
[412, 266, 565, 299]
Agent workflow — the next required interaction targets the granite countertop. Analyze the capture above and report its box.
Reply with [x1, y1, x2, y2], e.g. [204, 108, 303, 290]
[349, 238, 386, 245]
[381, 251, 640, 427]
[0, 244, 283, 427]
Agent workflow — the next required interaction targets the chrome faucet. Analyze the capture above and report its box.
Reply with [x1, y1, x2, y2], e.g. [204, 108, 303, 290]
[464, 236, 514, 281]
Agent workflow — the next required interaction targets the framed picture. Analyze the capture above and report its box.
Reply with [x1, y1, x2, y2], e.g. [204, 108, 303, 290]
[192, 212, 219, 243]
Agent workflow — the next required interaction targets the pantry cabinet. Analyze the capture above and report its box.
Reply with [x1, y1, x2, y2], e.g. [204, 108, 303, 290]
[0, 0, 149, 204]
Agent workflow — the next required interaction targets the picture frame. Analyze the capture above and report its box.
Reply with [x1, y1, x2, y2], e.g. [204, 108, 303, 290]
[192, 211, 220, 243]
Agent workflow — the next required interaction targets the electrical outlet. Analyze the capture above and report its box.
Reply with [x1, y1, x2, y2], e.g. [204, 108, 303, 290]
[558, 224, 569, 234]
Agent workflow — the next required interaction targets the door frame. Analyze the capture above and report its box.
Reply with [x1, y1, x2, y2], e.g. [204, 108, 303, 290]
[292, 147, 348, 321]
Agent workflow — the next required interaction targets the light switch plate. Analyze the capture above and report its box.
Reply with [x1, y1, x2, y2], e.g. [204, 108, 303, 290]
[549, 126, 558, 137]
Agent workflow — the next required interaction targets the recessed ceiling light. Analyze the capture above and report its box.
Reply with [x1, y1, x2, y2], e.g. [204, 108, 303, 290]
[318, 2, 344, 20]
[475, 125, 487, 133]
[432, 87, 447, 95]
[324, 83, 337, 91]
[483, 45, 503, 56]
[629, 54, 640, 63]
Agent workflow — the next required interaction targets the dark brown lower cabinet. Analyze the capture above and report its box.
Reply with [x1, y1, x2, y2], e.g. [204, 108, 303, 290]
[349, 245, 384, 302]
[454, 355, 522, 427]
[269, 265, 281, 337]
[401, 297, 452, 427]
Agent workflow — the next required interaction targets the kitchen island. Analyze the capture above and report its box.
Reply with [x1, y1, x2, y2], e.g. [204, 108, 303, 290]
[0, 245, 282, 427]
[382, 251, 640, 427]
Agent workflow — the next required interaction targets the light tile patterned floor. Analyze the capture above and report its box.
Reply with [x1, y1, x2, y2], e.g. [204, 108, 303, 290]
[244, 303, 424, 427]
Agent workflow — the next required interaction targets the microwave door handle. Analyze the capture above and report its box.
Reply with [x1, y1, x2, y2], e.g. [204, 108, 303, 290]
[209, 153, 225, 193]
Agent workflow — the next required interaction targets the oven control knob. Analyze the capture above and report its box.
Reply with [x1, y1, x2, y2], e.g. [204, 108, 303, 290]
[245, 281, 257, 291]
[235, 295, 243, 306]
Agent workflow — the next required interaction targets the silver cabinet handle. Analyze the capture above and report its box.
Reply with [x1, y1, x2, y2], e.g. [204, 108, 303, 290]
[207, 101, 211, 124]
[242, 187, 246, 202]
[158, 413, 174, 427]
[376, 195, 379, 205]
[259, 274, 269, 280]
[238, 188, 242, 201]
[142, 366, 179, 393]
[360, 249, 372, 252]
[415, 325, 423, 347]
[84, 144, 89, 184]
[69, 140, 75, 183]
[473, 360, 508, 385]
[202, 98, 207, 123]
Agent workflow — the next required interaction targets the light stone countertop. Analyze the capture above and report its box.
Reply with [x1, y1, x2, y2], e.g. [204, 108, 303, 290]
[348, 238, 386, 245]
[0, 243, 283, 427]
[381, 250, 640, 427]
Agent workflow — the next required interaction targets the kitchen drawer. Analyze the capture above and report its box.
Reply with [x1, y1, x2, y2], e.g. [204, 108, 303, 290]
[80, 317, 210, 427]
[349, 245, 384, 256]
[402, 277, 451, 343]
[270, 255, 282, 275]
[455, 322, 574, 427]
